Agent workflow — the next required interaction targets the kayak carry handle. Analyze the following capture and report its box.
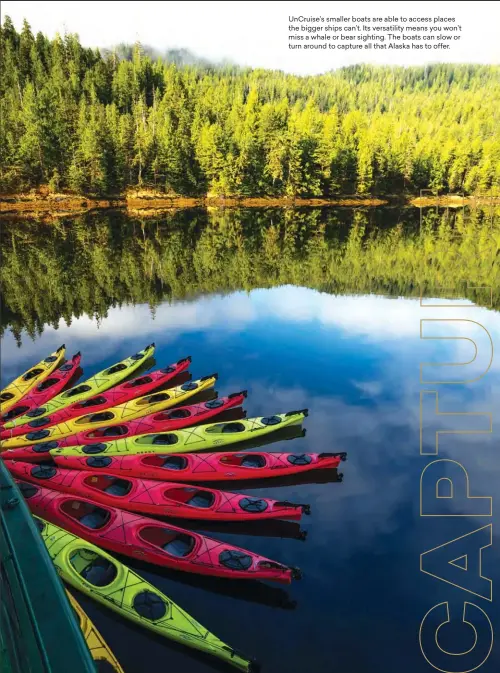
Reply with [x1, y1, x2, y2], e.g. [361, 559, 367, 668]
[147, 342, 155, 348]
[178, 355, 192, 364]
[276, 501, 311, 515]
[296, 529, 308, 541]
[319, 451, 347, 461]
[57, 344, 65, 351]
[229, 390, 248, 399]
[291, 567, 303, 580]
[285, 408, 309, 417]
[337, 472, 344, 482]
[201, 373, 218, 381]
[73, 351, 81, 358]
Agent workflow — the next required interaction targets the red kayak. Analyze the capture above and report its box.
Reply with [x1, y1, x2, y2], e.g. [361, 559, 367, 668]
[16, 479, 301, 583]
[5, 461, 310, 522]
[0, 353, 82, 424]
[1, 357, 191, 439]
[50, 450, 347, 481]
[2, 393, 247, 461]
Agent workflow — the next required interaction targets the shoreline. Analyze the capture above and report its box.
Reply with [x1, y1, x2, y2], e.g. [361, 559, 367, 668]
[0, 193, 498, 217]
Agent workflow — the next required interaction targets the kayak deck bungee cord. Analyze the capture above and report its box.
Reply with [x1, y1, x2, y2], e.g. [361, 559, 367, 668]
[34, 516, 257, 672]
[0, 345, 66, 414]
[6, 461, 311, 522]
[2, 356, 192, 437]
[1, 374, 219, 450]
[47, 410, 308, 458]
[1, 352, 82, 424]
[50, 450, 348, 482]
[66, 590, 125, 673]
[17, 480, 301, 583]
[2, 392, 246, 461]
[2, 344, 156, 430]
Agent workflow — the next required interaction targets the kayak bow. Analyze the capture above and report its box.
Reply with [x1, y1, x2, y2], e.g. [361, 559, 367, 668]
[0, 346, 66, 414]
[1, 352, 82, 424]
[3, 344, 156, 430]
[6, 461, 310, 522]
[18, 480, 301, 583]
[35, 516, 256, 671]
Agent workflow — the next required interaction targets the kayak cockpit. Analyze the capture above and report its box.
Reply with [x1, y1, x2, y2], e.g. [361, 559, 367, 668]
[84, 475, 133, 497]
[220, 454, 267, 468]
[75, 411, 116, 426]
[165, 486, 215, 508]
[60, 500, 111, 530]
[138, 527, 196, 557]
[70, 550, 118, 587]
[142, 455, 188, 470]
[86, 424, 129, 438]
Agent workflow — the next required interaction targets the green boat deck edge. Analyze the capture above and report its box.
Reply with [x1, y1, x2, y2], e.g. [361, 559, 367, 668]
[0, 459, 96, 673]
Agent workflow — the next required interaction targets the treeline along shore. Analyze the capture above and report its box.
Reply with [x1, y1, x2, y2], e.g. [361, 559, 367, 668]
[1, 17, 499, 201]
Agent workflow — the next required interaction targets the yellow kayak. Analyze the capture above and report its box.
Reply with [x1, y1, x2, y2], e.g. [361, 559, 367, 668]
[2, 375, 217, 450]
[4, 344, 156, 430]
[36, 517, 255, 672]
[66, 590, 125, 673]
[50, 410, 308, 458]
[0, 345, 65, 414]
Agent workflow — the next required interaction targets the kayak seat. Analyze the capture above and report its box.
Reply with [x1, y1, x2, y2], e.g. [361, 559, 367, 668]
[287, 454, 313, 466]
[105, 363, 128, 375]
[133, 591, 167, 621]
[157, 455, 188, 470]
[23, 367, 44, 380]
[151, 434, 178, 446]
[186, 491, 215, 508]
[162, 533, 195, 557]
[128, 375, 152, 387]
[239, 498, 269, 513]
[2, 405, 30, 420]
[100, 425, 128, 437]
[78, 507, 111, 530]
[79, 395, 107, 408]
[146, 392, 170, 404]
[85, 411, 115, 424]
[102, 478, 132, 496]
[219, 550, 253, 571]
[27, 416, 51, 428]
[36, 377, 58, 391]
[221, 422, 246, 433]
[64, 384, 92, 398]
[80, 558, 117, 587]
[241, 455, 266, 468]
[167, 408, 191, 419]
[33, 441, 59, 453]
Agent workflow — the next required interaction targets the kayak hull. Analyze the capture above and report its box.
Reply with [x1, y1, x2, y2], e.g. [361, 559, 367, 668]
[48, 410, 308, 459]
[17, 480, 299, 583]
[5, 461, 310, 522]
[35, 517, 255, 672]
[50, 450, 347, 481]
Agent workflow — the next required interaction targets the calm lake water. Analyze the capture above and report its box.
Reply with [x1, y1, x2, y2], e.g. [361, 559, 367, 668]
[1, 206, 499, 673]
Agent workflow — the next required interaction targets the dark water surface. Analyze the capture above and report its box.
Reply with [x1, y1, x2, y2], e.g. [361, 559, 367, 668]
[1, 206, 499, 673]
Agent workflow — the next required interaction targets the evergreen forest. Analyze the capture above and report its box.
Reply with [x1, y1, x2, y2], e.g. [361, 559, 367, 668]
[1, 17, 500, 197]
